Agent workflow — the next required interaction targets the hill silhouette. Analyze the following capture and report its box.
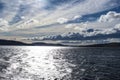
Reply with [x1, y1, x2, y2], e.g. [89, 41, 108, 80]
[0, 39, 120, 47]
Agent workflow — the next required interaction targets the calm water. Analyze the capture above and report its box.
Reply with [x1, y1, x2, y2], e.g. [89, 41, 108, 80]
[0, 46, 120, 80]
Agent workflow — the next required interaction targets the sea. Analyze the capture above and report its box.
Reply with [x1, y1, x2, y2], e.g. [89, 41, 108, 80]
[0, 46, 120, 80]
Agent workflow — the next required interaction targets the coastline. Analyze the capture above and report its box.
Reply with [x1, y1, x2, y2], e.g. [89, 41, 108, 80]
[0, 39, 120, 47]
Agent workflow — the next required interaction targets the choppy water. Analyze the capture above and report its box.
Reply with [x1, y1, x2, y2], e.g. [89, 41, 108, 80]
[0, 46, 120, 80]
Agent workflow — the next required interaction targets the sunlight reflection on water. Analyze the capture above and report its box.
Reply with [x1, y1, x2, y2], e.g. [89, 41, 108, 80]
[4, 46, 74, 80]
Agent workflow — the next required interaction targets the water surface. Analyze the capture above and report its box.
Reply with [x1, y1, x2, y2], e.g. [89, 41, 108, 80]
[0, 46, 120, 80]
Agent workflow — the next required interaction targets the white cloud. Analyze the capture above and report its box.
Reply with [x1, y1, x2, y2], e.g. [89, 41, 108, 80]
[0, 0, 119, 31]
[38, 0, 115, 26]
[100, 28, 116, 35]
[0, 18, 9, 31]
[17, 19, 39, 29]
[57, 15, 82, 24]
[20, 16, 25, 20]
[0, 0, 120, 43]
[57, 18, 68, 24]
[40, 23, 120, 40]
[65, 24, 74, 29]
[98, 11, 120, 22]
[65, 22, 88, 31]
[73, 15, 82, 20]
[114, 23, 120, 30]
[73, 15, 82, 19]
[74, 27, 86, 31]
[0, 0, 47, 24]
[52, 0, 114, 18]
[20, 0, 118, 28]
[0, 18, 8, 25]
[64, 11, 120, 32]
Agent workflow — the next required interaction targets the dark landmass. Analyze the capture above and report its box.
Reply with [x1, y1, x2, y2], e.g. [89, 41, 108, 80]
[0, 39, 65, 46]
[0, 39, 120, 47]
[31, 42, 67, 46]
[0, 39, 27, 45]
[81, 43, 120, 47]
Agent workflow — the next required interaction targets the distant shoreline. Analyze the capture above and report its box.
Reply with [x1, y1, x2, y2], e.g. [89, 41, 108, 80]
[0, 39, 120, 47]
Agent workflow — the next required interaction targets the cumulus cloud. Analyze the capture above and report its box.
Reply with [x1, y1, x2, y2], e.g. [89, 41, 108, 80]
[114, 23, 120, 30]
[98, 11, 120, 22]
[41, 23, 120, 40]
[64, 11, 120, 32]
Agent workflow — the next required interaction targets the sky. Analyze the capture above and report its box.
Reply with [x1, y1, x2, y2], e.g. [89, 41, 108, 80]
[0, 0, 120, 44]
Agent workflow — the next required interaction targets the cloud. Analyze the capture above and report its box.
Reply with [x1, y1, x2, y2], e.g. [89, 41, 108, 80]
[0, 0, 47, 24]
[17, 19, 39, 29]
[73, 15, 82, 20]
[41, 23, 120, 40]
[98, 11, 120, 22]
[0, 18, 9, 31]
[65, 24, 74, 29]
[39, 0, 117, 25]
[65, 22, 90, 32]
[0, 0, 119, 31]
[57, 15, 82, 24]
[114, 23, 120, 30]
[57, 18, 68, 24]
[0, 0, 120, 45]
[64, 11, 120, 31]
